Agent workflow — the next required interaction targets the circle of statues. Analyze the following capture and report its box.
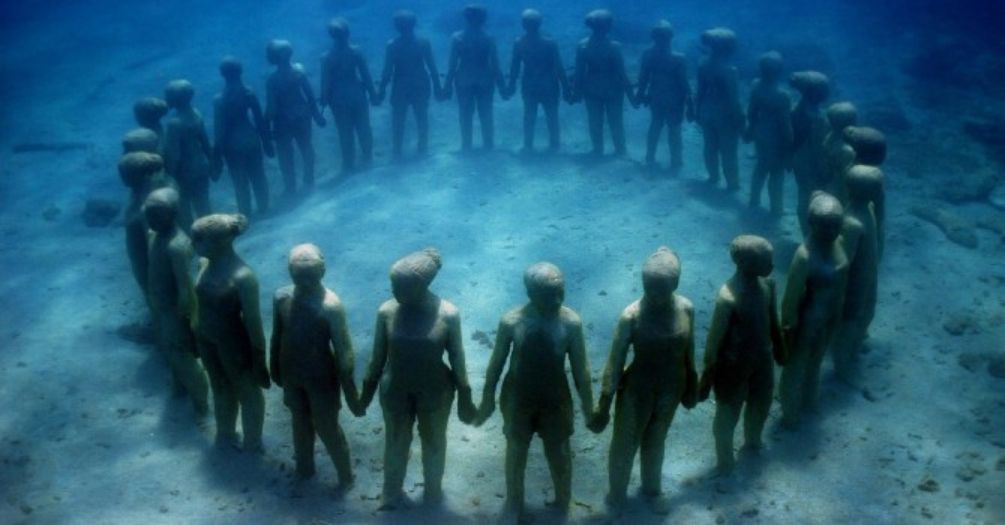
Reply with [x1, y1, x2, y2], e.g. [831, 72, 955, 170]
[117, 5, 888, 520]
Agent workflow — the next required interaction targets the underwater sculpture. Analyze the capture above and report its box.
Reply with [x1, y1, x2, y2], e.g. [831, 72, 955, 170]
[830, 166, 882, 382]
[320, 18, 376, 174]
[572, 9, 634, 156]
[120, 151, 170, 304]
[143, 187, 210, 416]
[699, 235, 784, 474]
[589, 247, 696, 513]
[376, 10, 443, 160]
[163, 79, 214, 231]
[844, 126, 887, 259]
[695, 27, 743, 191]
[636, 20, 692, 171]
[192, 213, 270, 451]
[506, 9, 569, 152]
[270, 244, 360, 487]
[213, 57, 273, 217]
[122, 128, 161, 155]
[779, 192, 848, 428]
[822, 102, 859, 202]
[358, 248, 476, 508]
[442, 4, 506, 151]
[133, 97, 170, 146]
[789, 71, 831, 235]
[265, 39, 325, 195]
[745, 51, 793, 215]
[477, 262, 594, 518]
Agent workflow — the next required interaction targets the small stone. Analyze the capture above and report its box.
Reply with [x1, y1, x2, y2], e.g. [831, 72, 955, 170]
[957, 353, 984, 372]
[943, 313, 978, 336]
[987, 356, 1005, 379]
[917, 479, 940, 493]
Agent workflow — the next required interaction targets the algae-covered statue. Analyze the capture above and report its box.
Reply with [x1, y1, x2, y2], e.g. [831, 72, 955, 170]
[779, 193, 848, 428]
[120, 151, 170, 303]
[192, 214, 270, 451]
[133, 97, 169, 146]
[443, 4, 506, 151]
[821, 102, 858, 202]
[320, 18, 377, 174]
[589, 247, 696, 513]
[122, 128, 161, 155]
[163, 80, 214, 231]
[213, 57, 273, 217]
[830, 166, 882, 383]
[265, 39, 326, 195]
[270, 244, 360, 487]
[376, 11, 443, 160]
[358, 248, 476, 508]
[476, 262, 595, 519]
[143, 187, 210, 416]
[699, 235, 784, 474]
[695, 28, 743, 190]
[506, 9, 569, 152]
[745, 51, 792, 215]
[843, 126, 887, 259]
[572, 9, 634, 156]
[636, 20, 693, 171]
[789, 71, 831, 235]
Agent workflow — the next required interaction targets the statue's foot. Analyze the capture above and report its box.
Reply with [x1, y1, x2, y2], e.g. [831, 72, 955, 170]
[242, 439, 265, 455]
[645, 493, 671, 515]
[214, 432, 241, 451]
[378, 491, 412, 511]
[545, 497, 570, 514]
[502, 498, 531, 524]
[713, 460, 735, 478]
[423, 486, 444, 507]
[604, 493, 626, 516]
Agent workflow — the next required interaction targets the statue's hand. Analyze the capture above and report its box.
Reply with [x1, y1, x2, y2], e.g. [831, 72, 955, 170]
[587, 409, 609, 433]
[253, 361, 271, 389]
[474, 397, 495, 427]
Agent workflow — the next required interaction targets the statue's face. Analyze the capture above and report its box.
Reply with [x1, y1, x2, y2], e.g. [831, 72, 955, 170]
[392, 276, 426, 306]
[290, 262, 324, 288]
[642, 274, 677, 307]
[528, 282, 564, 316]
[144, 206, 175, 234]
[752, 254, 774, 277]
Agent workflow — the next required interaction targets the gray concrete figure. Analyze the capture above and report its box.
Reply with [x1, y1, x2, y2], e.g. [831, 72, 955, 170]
[695, 28, 743, 190]
[779, 193, 848, 428]
[320, 18, 376, 174]
[572, 9, 634, 156]
[789, 71, 831, 235]
[358, 249, 475, 509]
[120, 151, 172, 305]
[443, 5, 506, 151]
[192, 214, 270, 451]
[143, 188, 210, 416]
[830, 166, 882, 383]
[822, 102, 858, 203]
[745, 52, 793, 214]
[265, 40, 326, 195]
[213, 57, 273, 217]
[590, 248, 696, 514]
[122, 128, 161, 155]
[133, 97, 169, 149]
[270, 244, 360, 487]
[506, 9, 569, 152]
[637, 21, 693, 171]
[843, 126, 887, 260]
[163, 80, 214, 231]
[699, 236, 784, 475]
[477, 262, 594, 519]
[375, 11, 443, 159]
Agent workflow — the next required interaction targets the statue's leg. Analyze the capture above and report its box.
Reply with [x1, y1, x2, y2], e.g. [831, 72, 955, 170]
[235, 369, 265, 452]
[226, 151, 252, 216]
[380, 403, 416, 508]
[356, 102, 374, 165]
[802, 332, 829, 414]
[199, 340, 238, 446]
[743, 363, 774, 451]
[608, 97, 626, 155]
[415, 99, 429, 155]
[309, 384, 353, 487]
[779, 340, 808, 428]
[295, 122, 315, 188]
[640, 396, 676, 497]
[542, 436, 572, 511]
[585, 97, 604, 155]
[416, 396, 452, 504]
[767, 157, 785, 216]
[749, 146, 768, 209]
[703, 125, 721, 183]
[543, 97, 560, 151]
[285, 386, 317, 478]
[668, 117, 683, 170]
[477, 86, 494, 149]
[522, 96, 538, 151]
[607, 390, 643, 507]
[246, 147, 269, 214]
[162, 314, 209, 416]
[458, 86, 475, 151]
[504, 433, 531, 516]
[721, 126, 740, 191]
[126, 221, 148, 300]
[275, 130, 296, 194]
[391, 102, 406, 159]
[333, 107, 356, 173]
[646, 106, 664, 165]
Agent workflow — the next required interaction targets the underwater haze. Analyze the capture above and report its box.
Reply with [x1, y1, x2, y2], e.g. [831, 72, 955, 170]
[1, 0, 1004, 523]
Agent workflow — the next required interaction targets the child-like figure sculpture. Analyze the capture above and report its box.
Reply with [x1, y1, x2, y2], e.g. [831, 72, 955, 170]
[133, 97, 170, 146]
[477, 262, 595, 518]
[270, 244, 360, 487]
[821, 102, 858, 202]
[320, 18, 377, 174]
[695, 28, 743, 190]
[843, 126, 887, 259]
[745, 51, 792, 215]
[636, 20, 693, 171]
[572, 9, 634, 156]
[163, 80, 215, 231]
[789, 71, 831, 235]
[590, 247, 696, 513]
[443, 4, 506, 151]
[265, 39, 326, 195]
[192, 214, 270, 451]
[506, 9, 569, 152]
[699, 235, 784, 474]
[358, 248, 475, 508]
[830, 166, 882, 382]
[143, 188, 210, 416]
[122, 128, 161, 155]
[213, 57, 273, 217]
[779, 193, 848, 428]
[376, 11, 443, 160]
[120, 151, 170, 303]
